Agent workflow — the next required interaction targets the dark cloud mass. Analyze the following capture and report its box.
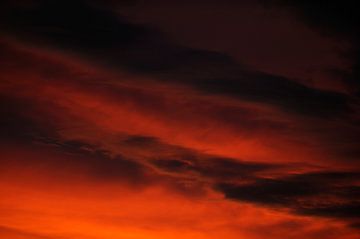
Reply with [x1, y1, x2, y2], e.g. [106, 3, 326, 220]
[262, 0, 360, 96]
[0, 0, 354, 117]
[218, 171, 360, 221]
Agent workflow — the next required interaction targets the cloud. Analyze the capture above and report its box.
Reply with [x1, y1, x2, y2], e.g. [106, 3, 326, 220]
[217, 171, 360, 223]
[188, 74, 350, 116]
[0, 135, 154, 187]
[262, 0, 360, 96]
[0, 92, 59, 144]
[0, 0, 353, 117]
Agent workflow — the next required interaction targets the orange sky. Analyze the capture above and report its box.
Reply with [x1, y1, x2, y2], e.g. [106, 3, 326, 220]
[0, 144, 358, 239]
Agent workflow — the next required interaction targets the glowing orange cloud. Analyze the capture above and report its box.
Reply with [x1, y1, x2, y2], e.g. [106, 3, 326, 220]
[0, 145, 358, 239]
[0, 39, 359, 239]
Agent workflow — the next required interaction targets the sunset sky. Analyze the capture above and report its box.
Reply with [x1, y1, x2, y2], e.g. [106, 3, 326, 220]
[0, 1, 359, 238]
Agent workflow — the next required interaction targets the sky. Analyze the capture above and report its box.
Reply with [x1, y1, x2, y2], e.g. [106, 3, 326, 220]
[0, 1, 359, 238]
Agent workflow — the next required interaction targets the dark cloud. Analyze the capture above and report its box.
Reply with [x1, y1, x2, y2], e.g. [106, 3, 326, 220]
[261, 1, 359, 40]
[350, 222, 360, 229]
[262, 0, 360, 96]
[153, 158, 194, 173]
[41, 138, 152, 184]
[189, 74, 350, 116]
[196, 157, 276, 180]
[0, 134, 153, 186]
[0, 0, 150, 49]
[0, 95, 52, 142]
[115, 134, 280, 182]
[297, 203, 360, 219]
[217, 171, 360, 221]
[153, 155, 277, 182]
[0, 0, 353, 117]
[122, 135, 160, 147]
[218, 178, 315, 205]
